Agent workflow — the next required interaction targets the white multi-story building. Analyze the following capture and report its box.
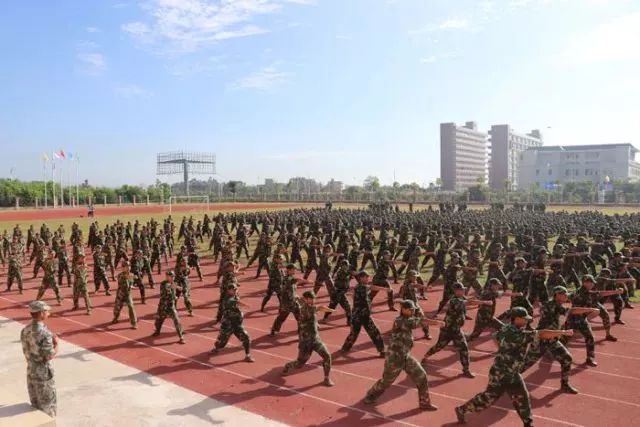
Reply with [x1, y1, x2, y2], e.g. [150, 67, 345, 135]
[440, 121, 488, 191]
[518, 143, 640, 189]
[489, 125, 543, 190]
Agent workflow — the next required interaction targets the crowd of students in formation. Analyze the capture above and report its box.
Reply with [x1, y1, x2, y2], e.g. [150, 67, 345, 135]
[5, 204, 639, 426]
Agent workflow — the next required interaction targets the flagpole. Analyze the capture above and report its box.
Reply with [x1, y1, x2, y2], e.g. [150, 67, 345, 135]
[52, 160, 57, 208]
[76, 157, 79, 206]
[60, 159, 64, 207]
[43, 159, 48, 208]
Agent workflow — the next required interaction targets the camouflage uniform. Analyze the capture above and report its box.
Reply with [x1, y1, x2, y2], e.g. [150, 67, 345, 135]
[398, 278, 430, 339]
[112, 272, 137, 327]
[423, 295, 471, 374]
[21, 317, 57, 417]
[323, 263, 352, 324]
[468, 285, 503, 341]
[93, 250, 110, 294]
[457, 321, 537, 426]
[370, 256, 398, 310]
[271, 273, 301, 334]
[261, 259, 283, 311]
[213, 293, 251, 354]
[521, 299, 573, 387]
[7, 247, 23, 293]
[282, 301, 331, 378]
[565, 285, 597, 362]
[175, 265, 193, 315]
[364, 310, 434, 409]
[153, 280, 184, 341]
[72, 264, 92, 313]
[216, 269, 238, 323]
[56, 245, 71, 288]
[341, 282, 385, 354]
[36, 258, 62, 304]
[130, 256, 147, 304]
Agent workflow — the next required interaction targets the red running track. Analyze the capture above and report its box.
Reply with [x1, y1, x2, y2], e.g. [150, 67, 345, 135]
[2, 254, 640, 426]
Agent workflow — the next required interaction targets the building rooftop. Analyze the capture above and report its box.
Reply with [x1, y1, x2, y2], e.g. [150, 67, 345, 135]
[530, 143, 638, 154]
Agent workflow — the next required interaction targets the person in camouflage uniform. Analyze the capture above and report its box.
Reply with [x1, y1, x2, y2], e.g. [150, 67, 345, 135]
[55, 239, 71, 288]
[462, 248, 484, 296]
[564, 275, 619, 367]
[271, 263, 311, 335]
[467, 278, 510, 342]
[152, 271, 185, 344]
[215, 261, 240, 324]
[364, 300, 442, 410]
[398, 270, 431, 339]
[111, 261, 138, 329]
[282, 290, 334, 386]
[131, 250, 147, 304]
[21, 301, 58, 417]
[596, 268, 625, 332]
[175, 258, 194, 316]
[71, 255, 92, 314]
[435, 253, 462, 314]
[322, 259, 353, 325]
[6, 237, 24, 293]
[455, 307, 573, 426]
[187, 247, 203, 281]
[36, 250, 62, 305]
[313, 244, 338, 296]
[370, 250, 399, 311]
[261, 254, 284, 312]
[93, 245, 111, 295]
[498, 257, 534, 320]
[211, 283, 254, 362]
[521, 286, 583, 394]
[341, 271, 386, 356]
[31, 236, 46, 278]
[423, 283, 488, 377]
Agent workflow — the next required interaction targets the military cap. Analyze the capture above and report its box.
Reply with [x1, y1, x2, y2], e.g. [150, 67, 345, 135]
[452, 282, 465, 290]
[357, 270, 370, 278]
[488, 278, 501, 285]
[302, 290, 316, 299]
[382, 250, 391, 256]
[122, 260, 130, 267]
[166, 270, 175, 276]
[515, 257, 526, 263]
[614, 252, 622, 257]
[600, 268, 611, 275]
[510, 306, 532, 320]
[400, 299, 417, 310]
[339, 259, 349, 266]
[553, 286, 568, 295]
[450, 252, 460, 258]
[582, 274, 595, 283]
[538, 248, 547, 254]
[285, 263, 296, 269]
[407, 270, 419, 277]
[228, 283, 239, 290]
[29, 300, 51, 313]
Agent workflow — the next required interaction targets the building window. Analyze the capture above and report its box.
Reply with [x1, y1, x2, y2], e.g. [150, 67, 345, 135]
[535, 169, 539, 176]
[565, 169, 570, 176]
[548, 169, 553, 175]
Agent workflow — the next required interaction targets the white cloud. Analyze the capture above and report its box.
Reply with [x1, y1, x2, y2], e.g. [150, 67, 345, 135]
[77, 53, 106, 75]
[409, 18, 470, 35]
[114, 84, 152, 98]
[420, 50, 460, 64]
[556, 12, 640, 65]
[229, 65, 291, 91]
[122, 0, 312, 53]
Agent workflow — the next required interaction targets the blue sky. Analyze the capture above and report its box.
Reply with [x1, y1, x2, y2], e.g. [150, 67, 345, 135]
[1, 0, 639, 187]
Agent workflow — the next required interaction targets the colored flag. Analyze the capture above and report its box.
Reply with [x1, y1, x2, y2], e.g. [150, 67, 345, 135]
[43, 153, 49, 162]
[52, 151, 61, 159]
[59, 149, 66, 159]
[67, 151, 74, 160]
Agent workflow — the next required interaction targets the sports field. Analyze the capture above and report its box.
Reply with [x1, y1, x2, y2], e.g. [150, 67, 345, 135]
[2, 203, 640, 426]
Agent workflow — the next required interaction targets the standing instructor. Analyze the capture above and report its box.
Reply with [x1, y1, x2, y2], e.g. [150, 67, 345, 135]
[20, 300, 58, 417]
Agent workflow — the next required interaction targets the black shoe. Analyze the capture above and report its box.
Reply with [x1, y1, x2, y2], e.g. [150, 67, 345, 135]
[606, 334, 618, 342]
[561, 383, 579, 394]
[614, 319, 626, 325]
[586, 358, 598, 367]
[462, 370, 475, 379]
